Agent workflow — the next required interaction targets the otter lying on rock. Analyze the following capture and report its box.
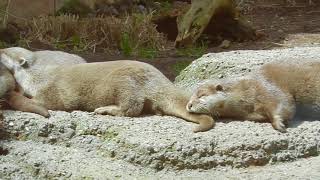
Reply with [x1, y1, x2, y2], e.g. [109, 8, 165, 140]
[187, 60, 320, 132]
[1, 56, 214, 132]
[0, 47, 86, 117]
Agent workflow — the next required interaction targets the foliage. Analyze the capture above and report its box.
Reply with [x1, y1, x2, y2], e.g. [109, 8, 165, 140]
[0, 40, 9, 48]
[176, 42, 208, 58]
[56, 0, 92, 17]
[120, 32, 133, 56]
[171, 61, 192, 76]
[158, 1, 173, 13]
[137, 47, 157, 59]
[23, 13, 167, 54]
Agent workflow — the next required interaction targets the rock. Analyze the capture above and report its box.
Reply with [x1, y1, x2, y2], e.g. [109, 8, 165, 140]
[219, 40, 231, 49]
[1, 47, 320, 178]
[1, 110, 320, 174]
[175, 47, 320, 90]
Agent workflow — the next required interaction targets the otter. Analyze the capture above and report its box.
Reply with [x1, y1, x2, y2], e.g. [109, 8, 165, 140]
[1, 59, 214, 132]
[0, 47, 86, 97]
[0, 65, 50, 117]
[186, 60, 320, 132]
[0, 47, 86, 117]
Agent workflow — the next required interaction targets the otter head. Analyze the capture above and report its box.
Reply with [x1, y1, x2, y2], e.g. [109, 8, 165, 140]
[0, 47, 34, 72]
[186, 83, 228, 115]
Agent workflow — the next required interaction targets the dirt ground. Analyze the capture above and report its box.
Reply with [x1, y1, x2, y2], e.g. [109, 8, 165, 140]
[78, 2, 320, 81]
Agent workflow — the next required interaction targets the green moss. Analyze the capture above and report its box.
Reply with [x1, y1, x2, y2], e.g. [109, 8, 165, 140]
[103, 129, 119, 140]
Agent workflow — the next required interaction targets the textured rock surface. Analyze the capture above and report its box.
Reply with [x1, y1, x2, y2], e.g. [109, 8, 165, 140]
[0, 110, 319, 178]
[2, 47, 320, 178]
[175, 47, 320, 90]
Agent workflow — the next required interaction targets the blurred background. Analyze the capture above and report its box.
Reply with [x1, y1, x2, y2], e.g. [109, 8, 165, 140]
[0, 0, 319, 79]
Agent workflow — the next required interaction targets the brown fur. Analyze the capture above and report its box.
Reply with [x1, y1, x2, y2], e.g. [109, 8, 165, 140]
[187, 60, 320, 132]
[4, 60, 214, 132]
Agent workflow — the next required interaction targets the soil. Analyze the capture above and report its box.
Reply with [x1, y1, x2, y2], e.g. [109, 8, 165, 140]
[79, 2, 320, 81]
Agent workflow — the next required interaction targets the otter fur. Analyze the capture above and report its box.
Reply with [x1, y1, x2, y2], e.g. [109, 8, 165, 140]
[0, 47, 86, 97]
[187, 60, 320, 132]
[1, 59, 214, 132]
[0, 47, 86, 117]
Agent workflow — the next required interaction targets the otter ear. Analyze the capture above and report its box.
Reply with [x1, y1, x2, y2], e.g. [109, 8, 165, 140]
[216, 84, 223, 91]
[18, 57, 28, 68]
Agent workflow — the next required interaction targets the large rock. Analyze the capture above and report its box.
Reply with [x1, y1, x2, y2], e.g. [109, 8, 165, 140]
[1, 47, 320, 178]
[0, 110, 319, 178]
[175, 47, 320, 90]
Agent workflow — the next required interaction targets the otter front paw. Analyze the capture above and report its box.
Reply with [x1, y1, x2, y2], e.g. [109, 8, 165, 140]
[94, 105, 123, 116]
[192, 115, 215, 133]
[271, 115, 287, 133]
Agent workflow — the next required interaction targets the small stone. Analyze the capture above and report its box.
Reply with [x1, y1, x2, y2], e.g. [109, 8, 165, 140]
[219, 40, 231, 49]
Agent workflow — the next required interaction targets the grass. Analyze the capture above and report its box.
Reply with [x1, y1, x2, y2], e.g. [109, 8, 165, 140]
[171, 61, 192, 76]
[120, 32, 133, 56]
[137, 47, 158, 59]
[56, 0, 92, 17]
[159, 1, 173, 13]
[176, 42, 208, 58]
[22, 13, 167, 55]
[0, 40, 9, 48]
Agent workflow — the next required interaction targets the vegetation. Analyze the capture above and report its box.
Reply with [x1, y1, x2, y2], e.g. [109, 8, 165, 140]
[22, 13, 167, 54]
[56, 0, 93, 17]
[176, 42, 208, 58]
[172, 61, 192, 76]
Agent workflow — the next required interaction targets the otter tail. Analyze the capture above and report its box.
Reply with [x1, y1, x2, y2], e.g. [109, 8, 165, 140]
[160, 88, 215, 132]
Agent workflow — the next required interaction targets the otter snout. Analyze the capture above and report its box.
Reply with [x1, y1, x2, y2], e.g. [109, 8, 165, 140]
[186, 99, 199, 112]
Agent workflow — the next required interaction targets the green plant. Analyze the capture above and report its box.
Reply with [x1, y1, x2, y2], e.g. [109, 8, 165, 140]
[137, 47, 157, 59]
[176, 42, 208, 58]
[120, 32, 133, 56]
[1, 0, 10, 29]
[160, 1, 173, 13]
[0, 40, 9, 48]
[23, 13, 167, 54]
[171, 61, 192, 76]
[56, 0, 92, 17]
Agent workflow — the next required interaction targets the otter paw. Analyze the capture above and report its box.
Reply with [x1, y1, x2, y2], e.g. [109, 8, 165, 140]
[42, 111, 50, 118]
[272, 118, 287, 133]
[192, 126, 203, 133]
[192, 115, 215, 133]
[94, 105, 123, 116]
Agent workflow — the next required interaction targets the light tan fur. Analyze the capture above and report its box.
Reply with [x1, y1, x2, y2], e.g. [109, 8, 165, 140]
[0, 47, 86, 97]
[0, 66, 50, 117]
[1, 59, 214, 132]
[187, 60, 320, 132]
[0, 47, 86, 117]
